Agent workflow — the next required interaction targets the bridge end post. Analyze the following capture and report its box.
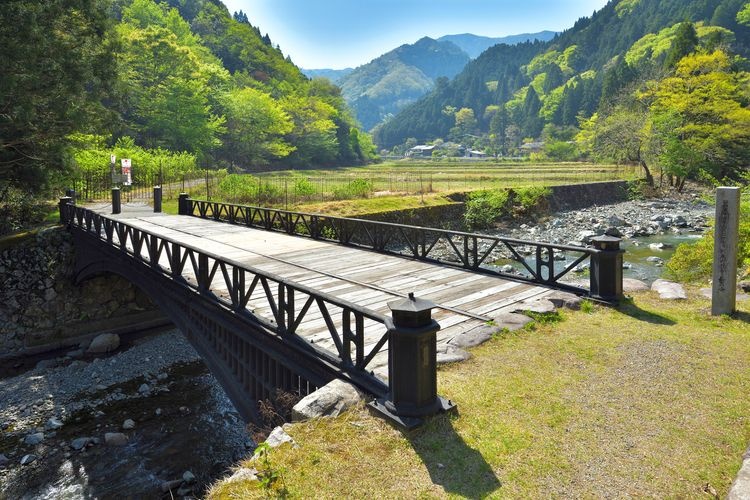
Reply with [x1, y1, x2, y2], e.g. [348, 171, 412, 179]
[589, 235, 624, 303]
[65, 188, 76, 205]
[58, 196, 73, 224]
[153, 186, 162, 213]
[111, 188, 121, 215]
[368, 293, 455, 430]
[178, 193, 190, 216]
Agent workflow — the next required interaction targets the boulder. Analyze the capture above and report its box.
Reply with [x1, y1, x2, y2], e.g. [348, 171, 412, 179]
[546, 291, 582, 310]
[87, 333, 120, 354]
[436, 345, 471, 364]
[623, 278, 649, 293]
[492, 312, 534, 331]
[122, 419, 136, 430]
[24, 432, 44, 446]
[0, 454, 8, 467]
[20, 454, 37, 466]
[291, 379, 363, 422]
[651, 279, 687, 300]
[447, 325, 494, 348]
[46, 417, 63, 430]
[70, 437, 91, 450]
[512, 298, 556, 315]
[104, 432, 128, 446]
[265, 426, 294, 448]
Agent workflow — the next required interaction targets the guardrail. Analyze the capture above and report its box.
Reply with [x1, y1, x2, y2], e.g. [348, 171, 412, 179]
[179, 196, 624, 301]
[59, 200, 391, 388]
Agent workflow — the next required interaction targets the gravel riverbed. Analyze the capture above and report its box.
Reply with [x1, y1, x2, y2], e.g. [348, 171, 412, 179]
[0, 330, 251, 498]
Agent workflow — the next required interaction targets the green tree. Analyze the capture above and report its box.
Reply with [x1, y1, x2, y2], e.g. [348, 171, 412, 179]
[221, 87, 294, 167]
[664, 21, 699, 69]
[0, 0, 116, 191]
[646, 50, 750, 187]
[738, 3, 750, 26]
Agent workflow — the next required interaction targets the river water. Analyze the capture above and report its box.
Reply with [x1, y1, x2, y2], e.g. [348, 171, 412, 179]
[0, 335, 253, 499]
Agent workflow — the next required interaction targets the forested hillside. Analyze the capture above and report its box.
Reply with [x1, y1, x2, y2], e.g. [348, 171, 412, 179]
[337, 37, 470, 130]
[0, 0, 376, 197]
[374, 0, 750, 188]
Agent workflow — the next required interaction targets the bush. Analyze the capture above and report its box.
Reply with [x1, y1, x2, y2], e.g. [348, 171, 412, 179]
[513, 186, 551, 215]
[0, 187, 53, 236]
[332, 179, 373, 200]
[464, 189, 510, 230]
[667, 190, 750, 282]
[293, 178, 317, 198]
[217, 174, 282, 205]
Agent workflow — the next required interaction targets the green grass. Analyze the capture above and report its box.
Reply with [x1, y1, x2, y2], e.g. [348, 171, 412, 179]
[209, 290, 750, 498]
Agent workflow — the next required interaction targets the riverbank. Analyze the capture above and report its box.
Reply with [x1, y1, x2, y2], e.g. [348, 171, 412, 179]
[0, 330, 250, 498]
[209, 289, 750, 498]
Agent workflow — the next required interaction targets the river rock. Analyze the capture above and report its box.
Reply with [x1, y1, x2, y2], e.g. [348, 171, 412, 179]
[436, 345, 471, 364]
[122, 419, 136, 430]
[104, 432, 128, 446]
[35, 359, 57, 371]
[651, 279, 687, 300]
[0, 454, 8, 467]
[264, 426, 294, 448]
[24, 432, 44, 446]
[740, 281, 750, 293]
[70, 437, 91, 450]
[546, 291, 582, 310]
[448, 324, 494, 348]
[87, 333, 120, 354]
[492, 312, 534, 331]
[576, 230, 597, 244]
[46, 417, 64, 430]
[160, 479, 183, 493]
[623, 278, 649, 292]
[182, 470, 196, 483]
[291, 379, 363, 422]
[20, 454, 37, 465]
[512, 298, 556, 314]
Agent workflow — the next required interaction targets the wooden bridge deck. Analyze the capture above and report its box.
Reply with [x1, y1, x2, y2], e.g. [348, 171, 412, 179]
[90, 203, 553, 376]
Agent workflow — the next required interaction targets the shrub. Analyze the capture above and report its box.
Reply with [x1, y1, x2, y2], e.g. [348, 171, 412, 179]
[332, 179, 373, 200]
[667, 190, 750, 282]
[293, 178, 317, 198]
[464, 189, 510, 230]
[0, 187, 53, 236]
[513, 186, 551, 215]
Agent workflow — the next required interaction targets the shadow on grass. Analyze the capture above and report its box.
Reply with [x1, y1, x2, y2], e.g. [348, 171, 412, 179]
[614, 299, 676, 325]
[406, 412, 501, 497]
[731, 310, 750, 323]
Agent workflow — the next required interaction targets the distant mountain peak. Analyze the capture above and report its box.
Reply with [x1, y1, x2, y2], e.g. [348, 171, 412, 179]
[438, 31, 558, 58]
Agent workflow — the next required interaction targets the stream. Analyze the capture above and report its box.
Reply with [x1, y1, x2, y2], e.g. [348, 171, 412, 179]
[0, 332, 252, 499]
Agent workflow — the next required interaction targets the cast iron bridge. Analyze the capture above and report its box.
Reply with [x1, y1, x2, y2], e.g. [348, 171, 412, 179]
[59, 197, 622, 423]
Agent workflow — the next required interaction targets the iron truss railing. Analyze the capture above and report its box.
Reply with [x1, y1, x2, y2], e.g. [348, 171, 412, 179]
[61, 203, 390, 391]
[183, 197, 605, 296]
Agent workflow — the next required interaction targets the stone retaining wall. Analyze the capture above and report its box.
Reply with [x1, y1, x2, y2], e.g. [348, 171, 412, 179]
[354, 181, 631, 229]
[0, 226, 162, 358]
[548, 181, 630, 211]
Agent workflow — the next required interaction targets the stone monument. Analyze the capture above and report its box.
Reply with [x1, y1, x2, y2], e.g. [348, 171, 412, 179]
[712, 187, 741, 315]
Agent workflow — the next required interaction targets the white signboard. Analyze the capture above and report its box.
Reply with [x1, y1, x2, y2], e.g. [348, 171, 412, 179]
[110, 154, 116, 164]
[121, 158, 132, 186]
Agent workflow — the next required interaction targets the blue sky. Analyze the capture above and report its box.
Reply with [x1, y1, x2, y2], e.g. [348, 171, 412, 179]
[221, 0, 611, 69]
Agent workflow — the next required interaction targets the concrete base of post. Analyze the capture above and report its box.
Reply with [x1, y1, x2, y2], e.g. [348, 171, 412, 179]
[368, 396, 456, 430]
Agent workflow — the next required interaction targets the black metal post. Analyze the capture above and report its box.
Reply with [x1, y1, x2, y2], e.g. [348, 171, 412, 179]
[153, 186, 162, 213]
[368, 292, 455, 429]
[111, 188, 121, 215]
[178, 193, 189, 215]
[589, 235, 624, 302]
[58, 196, 72, 224]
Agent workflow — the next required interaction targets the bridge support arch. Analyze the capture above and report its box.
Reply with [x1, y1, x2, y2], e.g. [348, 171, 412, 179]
[72, 230, 338, 423]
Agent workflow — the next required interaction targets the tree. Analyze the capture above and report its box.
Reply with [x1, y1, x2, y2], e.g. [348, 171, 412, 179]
[664, 21, 699, 69]
[221, 88, 294, 167]
[738, 3, 750, 26]
[0, 0, 116, 191]
[646, 50, 750, 186]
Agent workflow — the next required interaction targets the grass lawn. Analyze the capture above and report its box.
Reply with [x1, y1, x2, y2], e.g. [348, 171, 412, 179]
[209, 290, 750, 498]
